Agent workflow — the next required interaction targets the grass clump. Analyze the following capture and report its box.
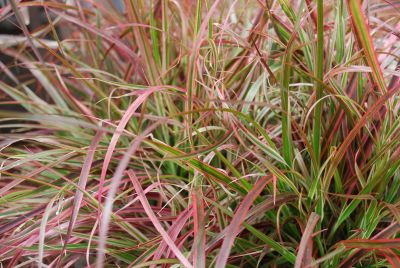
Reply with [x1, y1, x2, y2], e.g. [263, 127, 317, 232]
[0, 0, 399, 267]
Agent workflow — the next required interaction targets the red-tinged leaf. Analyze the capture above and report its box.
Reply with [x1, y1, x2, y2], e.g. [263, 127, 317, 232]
[347, 0, 388, 93]
[127, 170, 193, 268]
[385, 203, 400, 223]
[339, 223, 400, 267]
[96, 121, 163, 268]
[326, 85, 399, 213]
[192, 188, 206, 268]
[294, 213, 320, 268]
[126, 2, 160, 84]
[321, 73, 358, 157]
[0, 205, 46, 236]
[54, 67, 95, 122]
[98, 90, 153, 213]
[7, 249, 23, 268]
[58, 129, 104, 263]
[341, 1, 394, 180]
[341, 239, 400, 249]
[380, 249, 400, 267]
[150, 207, 192, 267]
[50, 9, 140, 63]
[185, 0, 220, 130]
[215, 176, 271, 267]
[205, 194, 297, 255]
[305, 0, 317, 28]
[303, 237, 313, 268]
[38, 198, 57, 267]
[8, 0, 44, 63]
[388, 62, 400, 91]
[152, 139, 248, 195]
[272, 175, 277, 205]
[357, 61, 400, 166]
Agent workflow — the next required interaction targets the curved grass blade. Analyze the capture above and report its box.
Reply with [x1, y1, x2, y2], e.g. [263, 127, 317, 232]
[294, 213, 320, 268]
[215, 176, 271, 267]
[192, 188, 206, 268]
[127, 170, 193, 268]
[58, 129, 104, 265]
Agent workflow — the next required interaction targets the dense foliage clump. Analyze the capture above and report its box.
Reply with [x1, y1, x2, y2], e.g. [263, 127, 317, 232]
[0, 0, 399, 267]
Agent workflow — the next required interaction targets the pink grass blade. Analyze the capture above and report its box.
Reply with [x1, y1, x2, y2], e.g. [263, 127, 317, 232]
[58, 129, 104, 265]
[341, 238, 400, 249]
[185, 0, 220, 141]
[151, 207, 192, 267]
[215, 176, 271, 267]
[272, 175, 277, 205]
[54, 67, 95, 121]
[98, 91, 152, 213]
[38, 198, 57, 267]
[294, 212, 320, 268]
[192, 188, 206, 268]
[96, 121, 165, 267]
[127, 170, 193, 268]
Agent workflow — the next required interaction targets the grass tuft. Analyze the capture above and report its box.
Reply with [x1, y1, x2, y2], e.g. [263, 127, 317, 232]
[0, 0, 399, 267]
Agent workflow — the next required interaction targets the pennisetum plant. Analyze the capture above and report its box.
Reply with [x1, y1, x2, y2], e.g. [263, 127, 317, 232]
[0, 0, 399, 267]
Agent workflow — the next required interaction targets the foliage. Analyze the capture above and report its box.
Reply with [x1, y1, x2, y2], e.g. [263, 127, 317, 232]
[0, 0, 399, 267]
